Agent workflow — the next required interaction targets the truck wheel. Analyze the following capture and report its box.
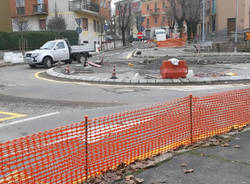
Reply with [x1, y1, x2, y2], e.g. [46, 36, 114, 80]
[65, 60, 71, 64]
[44, 57, 53, 68]
[29, 64, 36, 68]
[79, 55, 87, 64]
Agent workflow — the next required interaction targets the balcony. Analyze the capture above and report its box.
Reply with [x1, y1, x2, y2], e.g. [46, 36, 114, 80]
[69, 0, 99, 15]
[16, 7, 25, 15]
[150, 8, 160, 16]
[33, 4, 48, 15]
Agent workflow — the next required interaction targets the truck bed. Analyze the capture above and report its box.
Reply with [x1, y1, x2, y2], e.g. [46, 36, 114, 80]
[70, 44, 95, 54]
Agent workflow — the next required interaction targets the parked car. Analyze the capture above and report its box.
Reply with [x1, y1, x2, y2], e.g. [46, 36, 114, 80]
[24, 39, 99, 68]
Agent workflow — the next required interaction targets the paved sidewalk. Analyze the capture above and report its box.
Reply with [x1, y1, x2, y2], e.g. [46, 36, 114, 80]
[135, 128, 250, 184]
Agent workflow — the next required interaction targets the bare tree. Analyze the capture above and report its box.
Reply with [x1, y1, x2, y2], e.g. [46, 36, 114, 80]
[108, 15, 117, 37]
[12, 17, 30, 54]
[47, 15, 67, 32]
[117, 0, 131, 46]
[47, 1, 66, 32]
[106, 15, 118, 47]
[164, 4, 175, 37]
[169, 0, 185, 38]
[182, 0, 202, 41]
[12, 17, 30, 32]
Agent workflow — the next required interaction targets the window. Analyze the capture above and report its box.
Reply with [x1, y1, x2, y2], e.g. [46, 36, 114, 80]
[101, 23, 104, 33]
[16, 0, 24, 7]
[16, 0, 25, 15]
[147, 4, 149, 11]
[155, 2, 157, 9]
[97, 21, 100, 32]
[56, 42, 65, 49]
[155, 17, 157, 24]
[93, 20, 96, 32]
[147, 18, 149, 25]
[82, 18, 88, 31]
[162, 16, 166, 24]
[18, 21, 28, 31]
[39, 19, 46, 30]
[162, 1, 165, 8]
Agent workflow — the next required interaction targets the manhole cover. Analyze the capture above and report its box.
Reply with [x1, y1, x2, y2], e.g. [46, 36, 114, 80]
[115, 88, 135, 93]
[103, 87, 149, 94]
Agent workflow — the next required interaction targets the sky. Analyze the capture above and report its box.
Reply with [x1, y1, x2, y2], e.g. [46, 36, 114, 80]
[111, 0, 120, 10]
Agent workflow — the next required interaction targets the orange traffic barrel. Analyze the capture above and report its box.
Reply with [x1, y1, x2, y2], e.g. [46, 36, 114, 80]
[160, 60, 188, 79]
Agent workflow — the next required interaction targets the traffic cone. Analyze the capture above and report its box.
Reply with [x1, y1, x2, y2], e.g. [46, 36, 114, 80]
[110, 65, 118, 79]
[65, 64, 70, 74]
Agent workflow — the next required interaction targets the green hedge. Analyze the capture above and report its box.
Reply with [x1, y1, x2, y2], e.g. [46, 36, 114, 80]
[0, 31, 78, 50]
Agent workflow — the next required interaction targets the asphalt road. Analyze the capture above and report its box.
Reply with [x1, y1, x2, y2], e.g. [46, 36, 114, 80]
[0, 48, 250, 142]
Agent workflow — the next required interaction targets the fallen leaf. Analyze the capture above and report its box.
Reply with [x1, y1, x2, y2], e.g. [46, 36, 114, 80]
[221, 143, 230, 147]
[134, 177, 144, 183]
[180, 163, 187, 167]
[183, 169, 194, 174]
[125, 175, 135, 181]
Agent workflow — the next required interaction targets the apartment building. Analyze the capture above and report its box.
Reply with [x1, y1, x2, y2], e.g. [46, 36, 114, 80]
[10, 0, 48, 31]
[202, 0, 250, 39]
[0, 0, 12, 32]
[9, 0, 111, 44]
[141, 0, 170, 39]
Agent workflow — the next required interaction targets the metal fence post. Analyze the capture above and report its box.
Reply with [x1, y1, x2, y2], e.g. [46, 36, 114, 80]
[190, 95, 193, 144]
[84, 115, 88, 180]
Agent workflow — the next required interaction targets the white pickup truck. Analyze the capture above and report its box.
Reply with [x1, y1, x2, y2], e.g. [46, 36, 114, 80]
[24, 39, 99, 68]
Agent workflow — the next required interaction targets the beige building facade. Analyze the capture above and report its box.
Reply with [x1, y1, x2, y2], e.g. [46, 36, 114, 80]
[0, 0, 12, 32]
[215, 0, 250, 31]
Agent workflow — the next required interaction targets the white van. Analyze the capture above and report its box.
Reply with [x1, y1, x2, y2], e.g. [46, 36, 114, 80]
[155, 29, 166, 41]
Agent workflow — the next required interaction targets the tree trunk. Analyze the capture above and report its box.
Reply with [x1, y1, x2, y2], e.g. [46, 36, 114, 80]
[187, 22, 192, 41]
[122, 29, 126, 46]
[177, 21, 184, 38]
[179, 26, 183, 38]
[191, 22, 198, 42]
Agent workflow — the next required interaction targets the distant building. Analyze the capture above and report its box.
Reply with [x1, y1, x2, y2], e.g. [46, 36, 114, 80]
[141, 0, 170, 40]
[200, 0, 250, 40]
[10, 0, 49, 31]
[9, 0, 111, 44]
[0, 0, 12, 32]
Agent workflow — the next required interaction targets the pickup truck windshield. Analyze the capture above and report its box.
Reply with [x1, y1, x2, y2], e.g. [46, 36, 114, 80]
[41, 41, 56, 49]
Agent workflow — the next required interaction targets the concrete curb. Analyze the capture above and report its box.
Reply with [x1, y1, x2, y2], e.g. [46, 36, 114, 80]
[46, 67, 250, 86]
[0, 62, 25, 68]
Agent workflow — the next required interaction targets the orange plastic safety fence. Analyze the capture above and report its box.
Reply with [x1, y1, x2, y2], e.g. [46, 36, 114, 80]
[1, 122, 88, 184]
[157, 34, 187, 48]
[1, 89, 250, 183]
[192, 89, 250, 142]
[87, 96, 191, 177]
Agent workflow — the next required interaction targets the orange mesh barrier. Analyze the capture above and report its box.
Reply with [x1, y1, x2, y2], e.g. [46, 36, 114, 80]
[157, 33, 187, 48]
[1, 89, 250, 183]
[192, 89, 250, 142]
[1, 122, 88, 183]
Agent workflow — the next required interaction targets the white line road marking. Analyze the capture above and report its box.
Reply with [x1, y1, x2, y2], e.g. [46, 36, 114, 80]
[2, 117, 154, 158]
[0, 112, 60, 128]
[126, 50, 134, 59]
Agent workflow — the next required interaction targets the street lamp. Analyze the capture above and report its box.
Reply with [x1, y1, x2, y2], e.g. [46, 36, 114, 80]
[234, 0, 239, 52]
[202, 0, 206, 45]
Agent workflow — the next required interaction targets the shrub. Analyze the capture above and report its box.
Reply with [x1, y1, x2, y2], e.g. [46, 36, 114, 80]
[0, 30, 78, 50]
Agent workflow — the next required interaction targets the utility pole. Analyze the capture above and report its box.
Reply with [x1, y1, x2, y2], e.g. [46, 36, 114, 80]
[234, 0, 239, 52]
[202, 0, 206, 45]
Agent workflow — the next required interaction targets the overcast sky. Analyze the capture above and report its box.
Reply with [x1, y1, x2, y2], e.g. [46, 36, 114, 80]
[111, 0, 120, 9]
